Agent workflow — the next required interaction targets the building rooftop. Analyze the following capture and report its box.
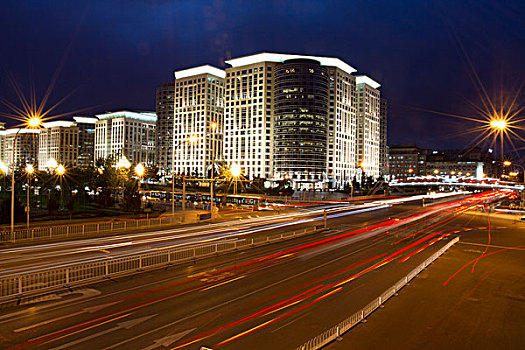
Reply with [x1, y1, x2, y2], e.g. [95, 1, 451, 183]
[356, 75, 381, 89]
[174, 65, 226, 79]
[42, 121, 77, 128]
[225, 52, 357, 75]
[73, 116, 98, 124]
[95, 111, 157, 122]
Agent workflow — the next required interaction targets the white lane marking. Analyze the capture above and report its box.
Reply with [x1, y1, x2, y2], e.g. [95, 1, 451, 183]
[14, 300, 121, 334]
[0, 288, 101, 323]
[142, 329, 196, 350]
[49, 314, 157, 350]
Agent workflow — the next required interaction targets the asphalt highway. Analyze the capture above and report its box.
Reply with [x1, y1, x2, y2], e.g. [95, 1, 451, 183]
[0, 191, 508, 349]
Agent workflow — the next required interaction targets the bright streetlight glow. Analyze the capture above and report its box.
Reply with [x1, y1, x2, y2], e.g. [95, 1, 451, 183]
[116, 156, 131, 169]
[503, 160, 512, 166]
[27, 117, 42, 128]
[135, 163, 145, 177]
[46, 158, 58, 169]
[25, 164, 34, 174]
[56, 164, 65, 176]
[188, 134, 198, 144]
[408, 168, 413, 173]
[0, 161, 8, 174]
[433, 169, 439, 174]
[231, 163, 241, 177]
[490, 119, 507, 131]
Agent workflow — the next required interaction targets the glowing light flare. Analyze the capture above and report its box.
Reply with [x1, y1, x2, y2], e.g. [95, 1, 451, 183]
[134, 163, 145, 177]
[55, 164, 65, 176]
[489, 118, 507, 131]
[0, 161, 9, 174]
[230, 163, 242, 177]
[25, 164, 35, 174]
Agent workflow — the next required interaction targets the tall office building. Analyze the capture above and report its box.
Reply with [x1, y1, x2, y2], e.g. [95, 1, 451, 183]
[173, 65, 225, 177]
[274, 59, 329, 188]
[380, 98, 388, 176]
[356, 76, 381, 178]
[94, 111, 157, 165]
[38, 121, 79, 170]
[155, 82, 175, 174]
[224, 52, 358, 188]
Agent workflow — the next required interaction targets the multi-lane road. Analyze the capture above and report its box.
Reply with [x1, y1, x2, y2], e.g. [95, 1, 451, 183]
[0, 191, 509, 349]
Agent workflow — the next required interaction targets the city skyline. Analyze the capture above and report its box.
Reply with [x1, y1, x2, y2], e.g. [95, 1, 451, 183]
[1, 1, 523, 153]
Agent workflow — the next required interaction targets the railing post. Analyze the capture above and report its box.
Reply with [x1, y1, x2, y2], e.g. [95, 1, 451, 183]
[65, 268, 70, 285]
[82, 224, 85, 235]
[105, 261, 109, 275]
[111, 222, 114, 231]
[49, 227, 52, 238]
[139, 256, 142, 269]
[31, 229, 34, 240]
[67, 226, 69, 237]
[97, 224, 100, 233]
[18, 277, 22, 295]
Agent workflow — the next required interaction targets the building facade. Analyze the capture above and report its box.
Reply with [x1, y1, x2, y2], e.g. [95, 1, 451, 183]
[223, 52, 361, 189]
[356, 76, 381, 178]
[155, 82, 175, 174]
[94, 111, 157, 165]
[38, 121, 79, 170]
[388, 144, 427, 180]
[74, 116, 97, 167]
[380, 98, 388, 176]
[2, 129, 40, 168]
[274, 59, 329, 188]
[173, 66, 225, 177]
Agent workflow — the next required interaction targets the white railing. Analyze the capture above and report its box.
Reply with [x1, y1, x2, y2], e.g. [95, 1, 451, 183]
[0, 213, 207, 244]
[0, 225, 325, 302]
[295, 236, 459, 350]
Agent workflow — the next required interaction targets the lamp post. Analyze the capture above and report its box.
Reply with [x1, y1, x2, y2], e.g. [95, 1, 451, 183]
[171, 134, 198, 221]
[504, 161, 525, 208]
[25, 164, 34, 228]
[231, 162, 241, 196]
[56, 164, 65, 210]
[116, 155, 131, 203]
[134, 163, 145, 191]
[210, 121, 217, 218]
[11, 116, 41, 238]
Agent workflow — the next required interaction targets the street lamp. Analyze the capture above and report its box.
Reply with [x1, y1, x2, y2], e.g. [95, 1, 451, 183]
[490, 119, 507, 131]
[25, 164, 34, 228]
[171, 134, 198, 220]
[56, 164, 65, 210]
[11, 116, 42, 237]
[210, 121, 217, 218]
[230, 162, 242, 195]
[134, 163, 145, 191]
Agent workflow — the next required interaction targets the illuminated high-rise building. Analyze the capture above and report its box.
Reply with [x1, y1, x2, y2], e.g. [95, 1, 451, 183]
[173, 65, 225, 177]
[356, 75, 381, 178]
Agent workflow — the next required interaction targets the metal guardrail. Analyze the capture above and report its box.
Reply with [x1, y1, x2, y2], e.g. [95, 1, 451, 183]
[296, 236, 460, 350]
[0, 225, 326, 303]
[0, 213, 210, 244]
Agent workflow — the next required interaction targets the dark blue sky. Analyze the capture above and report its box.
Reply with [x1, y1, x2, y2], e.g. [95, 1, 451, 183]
[1, 0, 523, 151]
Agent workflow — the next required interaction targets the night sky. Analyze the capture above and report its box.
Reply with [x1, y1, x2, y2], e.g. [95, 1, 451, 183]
[1, 0, 523, 153]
